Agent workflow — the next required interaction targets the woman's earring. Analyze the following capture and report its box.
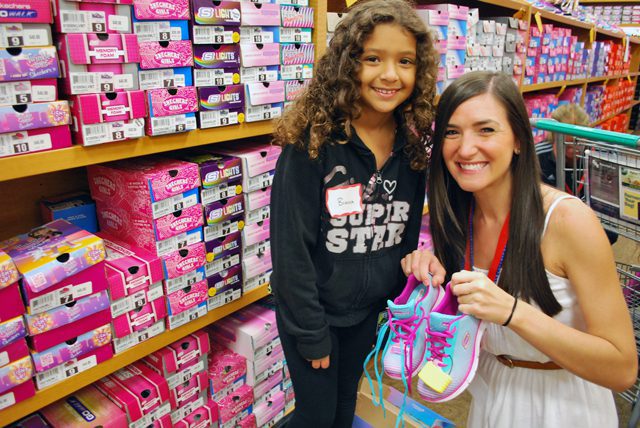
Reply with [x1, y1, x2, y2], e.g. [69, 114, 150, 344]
[514, 149, 520, 155]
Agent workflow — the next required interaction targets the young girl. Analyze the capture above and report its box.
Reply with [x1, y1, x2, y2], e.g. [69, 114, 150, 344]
[270, 0, 438, 426]
[403, 71, 637, 427]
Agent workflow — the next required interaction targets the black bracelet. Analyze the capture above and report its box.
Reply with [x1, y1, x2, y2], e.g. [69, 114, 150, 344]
[502, 297, 518, 327]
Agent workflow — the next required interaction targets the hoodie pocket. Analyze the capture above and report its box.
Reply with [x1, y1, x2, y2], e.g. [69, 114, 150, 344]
[317, 258, 365, 312]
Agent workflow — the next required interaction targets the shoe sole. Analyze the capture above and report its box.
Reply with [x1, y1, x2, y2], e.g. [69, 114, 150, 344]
[418, 320, 487, 403]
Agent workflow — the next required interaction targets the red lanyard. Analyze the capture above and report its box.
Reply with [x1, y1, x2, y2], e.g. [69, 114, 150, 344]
[464, 201, 510, 282]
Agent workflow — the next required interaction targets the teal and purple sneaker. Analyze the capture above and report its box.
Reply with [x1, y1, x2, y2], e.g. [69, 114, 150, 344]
[417, 282, 486, 403]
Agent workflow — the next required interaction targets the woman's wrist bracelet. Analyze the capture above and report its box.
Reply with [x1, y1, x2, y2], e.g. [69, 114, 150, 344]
[502, 297, 518, 327]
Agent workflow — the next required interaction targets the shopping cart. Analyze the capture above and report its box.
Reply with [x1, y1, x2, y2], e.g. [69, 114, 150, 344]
[531, 118, 640, 428]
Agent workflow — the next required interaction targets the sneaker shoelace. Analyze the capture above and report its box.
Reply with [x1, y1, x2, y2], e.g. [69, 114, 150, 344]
[427, 322, 456, 369]
[387, 302, 428, 387]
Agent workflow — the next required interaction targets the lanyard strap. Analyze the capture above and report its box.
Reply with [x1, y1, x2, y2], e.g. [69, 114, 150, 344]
[464, 201, 510, 282]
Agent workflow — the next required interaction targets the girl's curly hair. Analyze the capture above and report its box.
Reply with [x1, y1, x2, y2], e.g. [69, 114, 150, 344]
[272, 0, 439, 171]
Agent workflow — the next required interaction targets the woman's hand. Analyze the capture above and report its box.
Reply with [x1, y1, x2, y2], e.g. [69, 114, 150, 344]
[308, 355, 330, 369]
[450, 270, 515, 325]
[401, 249, 446, 287]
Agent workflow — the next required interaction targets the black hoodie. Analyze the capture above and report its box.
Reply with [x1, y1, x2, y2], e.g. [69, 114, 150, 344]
[270, 128, 426, 360]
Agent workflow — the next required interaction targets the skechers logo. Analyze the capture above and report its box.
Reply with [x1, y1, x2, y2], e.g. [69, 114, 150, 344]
[462, 332, 471, 349]
[67, 396, 96, 422]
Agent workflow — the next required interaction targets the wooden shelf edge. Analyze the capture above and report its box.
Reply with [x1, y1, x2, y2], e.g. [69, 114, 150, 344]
[534, 8, 593, 30]
[0, 285, 271, 425]
[589, 101, 640, 127]
[521, 78, 587, 93]
[0, 121, 274, 182]
[479, 0, 529, 11]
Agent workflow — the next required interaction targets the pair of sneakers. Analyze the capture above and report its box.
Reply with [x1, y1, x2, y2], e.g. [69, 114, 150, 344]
[364, 274, 485, 406]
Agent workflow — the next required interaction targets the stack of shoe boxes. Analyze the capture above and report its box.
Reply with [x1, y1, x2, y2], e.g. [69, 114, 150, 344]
[0, 0, 73, 159]
[134, 0, 198, 137]
[1, 220, 111, 393]
[99, 234, 167, 354]
[87, 158, 209, 331]
[54, 0, 146, 146]
[0, 250, 32, 410]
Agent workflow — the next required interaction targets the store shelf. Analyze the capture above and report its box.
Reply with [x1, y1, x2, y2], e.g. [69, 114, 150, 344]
[479, 0, 528, 11]
[0, 285, 271, 425]
[597, 27, 626, 39]
[533, 8, 593, 30]
[0, 121, 274, 182]
[580, 0, 639, 3]
[521, 78, 587, 93]
[589, 100, 640, 127]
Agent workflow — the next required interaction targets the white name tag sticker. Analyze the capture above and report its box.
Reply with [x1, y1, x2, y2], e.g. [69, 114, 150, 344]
[326, 184, 363, 218]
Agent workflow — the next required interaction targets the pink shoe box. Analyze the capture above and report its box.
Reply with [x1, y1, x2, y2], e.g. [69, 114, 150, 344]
[69, 90, 146, 125]
[25, 290, 110, 337]
[134, 0, 190, 20]
[166, 301, 207, 330]
[284, 78, 309, 101]
[148, 86, 198, 117]
[0, 1, 52, 24]
[204, 250, 240, 279]
[179, 150, 242, 190]
[253, 368, 282, 403]
[96, 199, 204, 244]
[192, 0, 241, 26]
[241, 218, 270, 248]
[0, 339, 29, 369]
[235, 413, 256, 428]
[163, 263, 204, 294]
[20, 262, 107, 316]
[209, 307, 277, 361]
[214, 143, 281, 191]
[245, 203, 270, 226]
[211, 372, 244, 403]
[280, 5, 313, 28]
[53, 0, 132, 34]
[170, 392, 208, 424]
[279, 63, 312, 81]
[166, 279, 209, 316]
[240, 64, 279, 84]
[139, 66, 192, 91]
[243, 187, 271, 213]
[29, 309, 112, 355]
[242, 249, 271, 283]
[279, 27, 313, 44]
[204, 194, 244, 226]
[6, 413, 50, 427]
[109, 278, 163, 319]
[1, 219, 106, 295]
[71, 117, 133, 147]
[111, 295, 166, 338]
[207, 271, 242, 312]
[162, 242, 206, 280]
[192, 24, 240, 45]
[207, 343, 247, 396]
[0, 78, 57, 107]
[242, 237, 269, 260]
[97, 360, 173, 423]
[65, 33, 140, 65]
[34, 344, 113, 390]
[88, 157, 201, 206]
[198, 84, 245, 114]
[280, 43, 314, 65]
[112, 318, 165, 354]
[205, 230, 241, 261]
[240, 43, 280, 68]
[0, 250, 19, 290]
[146, 112, 197, 136]
[171, 371, 208, 408]
[57, 57, 139, 95]
[0, 46, 59, 83]
[0, 283, 24, 323]
[243, 269, 270, 295]
[29, 323, 110, 372]
[254, 390, 285, 427]
[194, 66, 240, 88]
[247, 350, 283, 386]
[40, 385, 127, 428]
[154, 413, 173, 427]
[174, 399, 219, 428]
[0, 101, 70, 133]
[240, 2, 280, 26]
[203, 213, 243, 243]
[101, 234, 164, 301]
[216, 384, 254, 425]
[139, 40, 194, 69]
[0, 378, 35, 410]
[145, 329, 209, 374]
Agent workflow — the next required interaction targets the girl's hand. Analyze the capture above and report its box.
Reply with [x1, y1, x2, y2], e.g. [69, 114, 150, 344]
[451, 270, 516, 325]
[308, 355, 330, 369]
[401, 249, 446, 287]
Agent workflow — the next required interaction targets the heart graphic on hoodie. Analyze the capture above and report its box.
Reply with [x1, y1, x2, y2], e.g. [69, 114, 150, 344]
[383, 180, 397, 195]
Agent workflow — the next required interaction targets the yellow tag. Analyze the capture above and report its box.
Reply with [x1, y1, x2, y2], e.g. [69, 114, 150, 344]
[534, 12, 543, 33]
[590, 27, 596, 43]
[346, 0, 359, 7]
[557, 85, 566, 98]
[418, 361, 452, 394]
[238, 220, 245, 230]
[623, 37, 627, 49]
[208, 287, 217, 297]
[235, 185, 243, 195]
[206, 252, 215, 263]
[627, 74, 632, 83]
